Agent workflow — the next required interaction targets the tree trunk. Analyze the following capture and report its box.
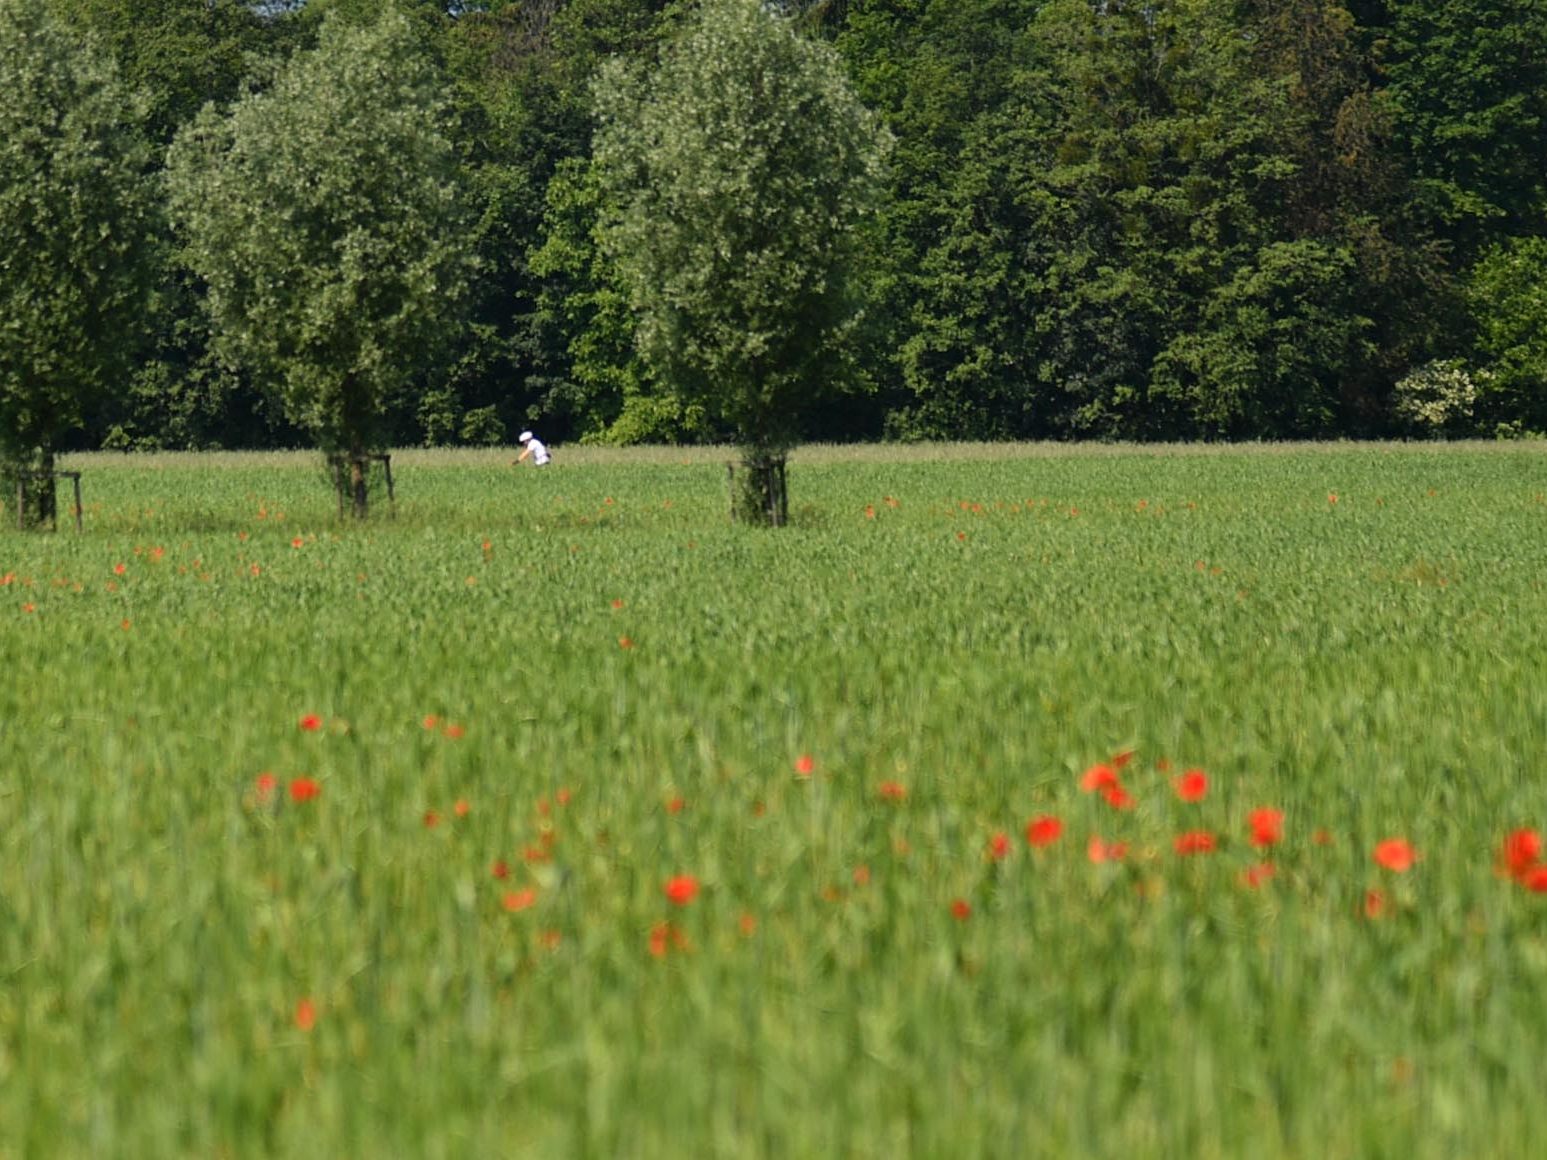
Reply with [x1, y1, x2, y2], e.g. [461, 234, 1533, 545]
[10, 447, 57, 531]
[731, 450, 788, 527]
[350, 452, 368, 520]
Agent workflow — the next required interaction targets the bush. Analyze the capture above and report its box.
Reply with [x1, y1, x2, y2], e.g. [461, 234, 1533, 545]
[1391, 360, 1483, 437]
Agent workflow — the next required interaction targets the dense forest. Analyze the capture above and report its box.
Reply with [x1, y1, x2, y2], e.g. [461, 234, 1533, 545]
[6, 0, 1547, 451]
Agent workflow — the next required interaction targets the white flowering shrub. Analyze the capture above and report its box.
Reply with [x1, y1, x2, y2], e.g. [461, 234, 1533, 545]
[1392, 360, 1483, 436]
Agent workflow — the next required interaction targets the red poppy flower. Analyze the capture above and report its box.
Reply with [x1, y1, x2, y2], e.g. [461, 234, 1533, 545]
[794, 754, 815, 777]
[648, 922, 670, 957]
[443, 723, 465, 740]
[611, 598, 625, 610]
[255, 772, 278, 800]
[294, 998, 316, 1032]
[288, 777, 320, 803]
[738, 913, 758, 937]
[298, 713, 322, 732]
[1174, 770, 1208, 802]
[864, 504, 876, 519]
[113, 563, 126, 576]
[1101, 784, 1134, 810]
[1111, 750, 1135, 770]
[1522, 867, 1547, 894]
[423, 810, 440, 829]
[1080, 764, 1118, 793]
[618, 636, 634, 650]
[950, 899, 972, 921]
[1240, 863, 1275, 889]
[852, 865, 871, 886]
[291, 537, 304, 549]
[1026, 816, 1063, 847]
[556, 788, 571, 806]
[454, 799, 470, 818]
[878, 781, 907, 802]
[665, 797, 686, 815]
[1248, 808, 1284, 848]
[1364, 889, 1386, 919]
[1312, 828, 1334, 846]
[502, 888, 537, 912]
[649, 921, 688, 958]
[1373, 838, 1417, 872]
[1499, 829, 1542, 880]
[491, 859, 510, 880]
[988, 832, 1011, 861]
[664, 875, 699, 906]
[1087, 837, 1128, 864]
[1173, 830, 1217, 855]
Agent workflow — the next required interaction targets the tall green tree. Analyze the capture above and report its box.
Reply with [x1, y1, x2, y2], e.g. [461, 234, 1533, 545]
[0, 0, 153, 527]
[41, 1, 309, 453]
[1380, 0, 1547, 258]
[46, 0, 280, 145]
[167, 8, 474, 515]
[444, 0, 673, 446]
[1468, 236, 1547, 433]
[591, 0, 888, 521]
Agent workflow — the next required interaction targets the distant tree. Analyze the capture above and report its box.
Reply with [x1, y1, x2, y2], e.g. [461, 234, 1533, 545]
[448, 0, 674, 445]
[1381, 0, 1547, 259]
[591, 0, 888, 523]
[0, 0, 153, 527]
[531, 156, 712, 444]
[1468, 237, 1547, 434]
[167, 9, 474, 515]
[46, 0, 279, 145]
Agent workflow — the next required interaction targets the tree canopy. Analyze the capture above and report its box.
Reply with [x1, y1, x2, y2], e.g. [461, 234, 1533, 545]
[590, 0, 889, 462]
[0, 0, 152, 522]
[3, 0, 1543, 454]
[166, 8, 474, 509]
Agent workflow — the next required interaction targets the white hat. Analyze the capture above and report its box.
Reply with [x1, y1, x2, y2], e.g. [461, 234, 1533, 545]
[518, 431, 533, 443]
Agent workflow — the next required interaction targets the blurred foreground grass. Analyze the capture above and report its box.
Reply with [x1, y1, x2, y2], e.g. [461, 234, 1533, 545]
[1, 442, 1545, 1158]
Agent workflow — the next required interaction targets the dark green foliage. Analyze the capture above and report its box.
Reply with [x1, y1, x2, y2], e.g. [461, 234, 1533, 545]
[12, 0, 1547, 448]
[1380, 0, 1547, 256]
[166, 9, 475, 513]
[0, 1, 154, 524]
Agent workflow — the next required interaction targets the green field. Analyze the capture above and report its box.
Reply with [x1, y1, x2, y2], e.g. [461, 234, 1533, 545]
[3, 442, 1546, 1158]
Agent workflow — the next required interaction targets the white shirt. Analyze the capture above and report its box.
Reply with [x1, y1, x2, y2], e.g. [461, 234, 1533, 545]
[524, 436, 550, 466]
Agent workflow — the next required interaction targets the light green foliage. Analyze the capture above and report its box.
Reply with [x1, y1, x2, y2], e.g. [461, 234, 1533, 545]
[166, 9, 474, 465]
[3, 444, 1547, 1154]
[0, 0, 152, 500]
[591, 0, 890, 457]
[1468, 236, 1547, 434]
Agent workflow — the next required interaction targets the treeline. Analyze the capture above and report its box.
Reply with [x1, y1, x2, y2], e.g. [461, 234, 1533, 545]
[18, 1, 1547, 447]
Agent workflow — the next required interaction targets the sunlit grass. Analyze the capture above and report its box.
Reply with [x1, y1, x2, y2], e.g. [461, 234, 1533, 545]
[4, 442, 1547, 1157]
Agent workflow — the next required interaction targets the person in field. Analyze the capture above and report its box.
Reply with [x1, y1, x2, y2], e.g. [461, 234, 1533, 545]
[515, 430, 551, 467]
